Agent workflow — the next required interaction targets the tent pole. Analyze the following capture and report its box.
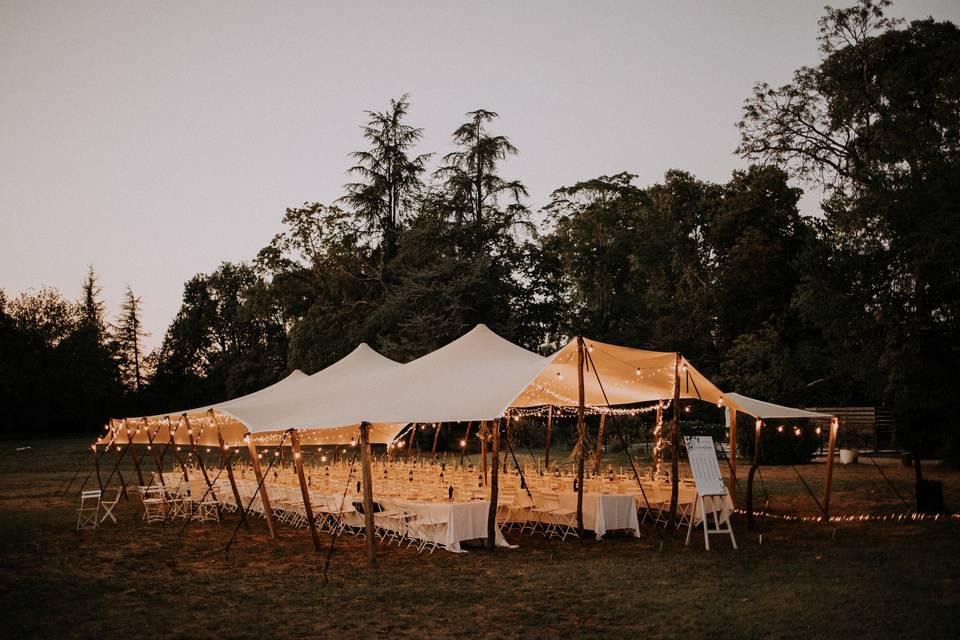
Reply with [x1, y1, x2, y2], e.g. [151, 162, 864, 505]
[460, 422, 473, 465]
[211, 414, 247, 530]
[407, 424, 416, 458]
[246, 437, 278, 539]
[431, 422, 442, 458]
[146, 419, 166, 487]
[167, 417, 190, 485]
[94, 445, 103, 493]
[823, 417, 838, 521]
[575, 336, 586, 536]
[111, 441, 130, 499]
[747, 419, 762, 530]
[544, 406, 553, 472]
[126, 420, 146, 487]
[593, 413, 607, 474]
[359, 422, 377, 568]
[184, 415, 221, 518]
[667, 354, 681, 526]
[486, 417, 501, 551]
[481, 421, 488, 485]
[726, 408, 737, 501]
[290, 429, 321, 551]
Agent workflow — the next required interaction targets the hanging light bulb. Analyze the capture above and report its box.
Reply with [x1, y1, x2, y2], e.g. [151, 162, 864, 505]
[460, 439, 467, 447]
[815, 426, 822, 435]
[635, 367, 640, 376]
[777, 426, 784, 433]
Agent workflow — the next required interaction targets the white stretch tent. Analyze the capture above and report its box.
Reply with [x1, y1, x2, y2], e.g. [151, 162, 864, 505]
[512, 337, 726, 409]
[722, 393, 833, 420]
[241, 324, 553, 433]
[101, 343, 406, 447]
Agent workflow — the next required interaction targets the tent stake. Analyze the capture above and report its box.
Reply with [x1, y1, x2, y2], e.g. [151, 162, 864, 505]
[359, 422, 377, 568]
[486, 417, 501, 551]
[290, 429, 320, 551]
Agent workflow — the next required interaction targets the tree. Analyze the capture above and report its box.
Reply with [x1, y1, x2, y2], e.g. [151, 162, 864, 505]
[114, 286, 148, 394]
[738, 0, 960, 463]
[436, 109, 528, 227]
[341, 95, 430, 264]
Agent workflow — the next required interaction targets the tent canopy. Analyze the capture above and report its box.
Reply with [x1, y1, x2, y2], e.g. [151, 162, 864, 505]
[512, 337, 725, 409]
[724, 392, 834, 420]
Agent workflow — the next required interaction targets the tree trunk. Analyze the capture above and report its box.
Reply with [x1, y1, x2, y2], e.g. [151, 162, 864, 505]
[823, 417, 838, 521]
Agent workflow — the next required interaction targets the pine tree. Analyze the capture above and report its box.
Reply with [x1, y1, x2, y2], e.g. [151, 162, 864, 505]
[115, 286, 148, 394]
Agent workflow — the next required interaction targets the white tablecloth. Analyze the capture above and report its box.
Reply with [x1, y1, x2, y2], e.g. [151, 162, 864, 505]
[383, 498, 512, 553]
[555, 492, 641, 540]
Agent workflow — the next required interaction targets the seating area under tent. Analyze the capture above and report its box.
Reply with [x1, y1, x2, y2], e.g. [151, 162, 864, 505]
[82, 325, 840, 564]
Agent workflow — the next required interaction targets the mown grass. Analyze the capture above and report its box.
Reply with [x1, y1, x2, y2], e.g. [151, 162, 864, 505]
[1, 436, 958, 639]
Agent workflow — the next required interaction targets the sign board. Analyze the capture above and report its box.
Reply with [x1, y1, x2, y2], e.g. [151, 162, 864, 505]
[684, 435, 726, 497]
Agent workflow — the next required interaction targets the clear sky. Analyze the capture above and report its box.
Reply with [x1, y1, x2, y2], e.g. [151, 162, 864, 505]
[2, 0, 958, 350]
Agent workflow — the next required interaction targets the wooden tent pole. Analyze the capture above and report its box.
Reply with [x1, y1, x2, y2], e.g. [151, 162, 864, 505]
[431, 422, 442, 457]
[544, 406, 553, 472]
[125, 420, 146, 487]
[746, 419, 762, 530]
[823, 417, 838, 521]
[481, 422, 488, 485]
[667, 354, 681, 526]
[290, 430, 321, 551]
[94, 444, 103, 493]
[246, 436, 278, 539]
[359, 422, 377, 567]
[460, 422, 473, 465]
[211, 413, 247, 530]
[184, 416, 218, 505]
[575, 336, 586, 535]
[593, 413, 607, 474]
[146, 419, 166, 486]
[486, 417, 501, 551]
[167, 417, 190, 484]
[407, 424, 416, 458]
[726, 407, 737, 500]
[110, 440, 129, 499]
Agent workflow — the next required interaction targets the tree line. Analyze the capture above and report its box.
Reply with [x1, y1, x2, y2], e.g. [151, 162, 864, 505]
[2, 1, 957, 462]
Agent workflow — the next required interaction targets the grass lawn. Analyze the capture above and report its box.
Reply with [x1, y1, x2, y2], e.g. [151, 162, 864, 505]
[1, 436, 958, 639]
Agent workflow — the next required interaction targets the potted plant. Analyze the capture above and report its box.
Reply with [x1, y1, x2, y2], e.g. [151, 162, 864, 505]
[837, 430, 867, 464]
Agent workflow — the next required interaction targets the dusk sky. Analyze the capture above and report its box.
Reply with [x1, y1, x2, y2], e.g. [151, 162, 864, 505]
[3, 0, 958, 350]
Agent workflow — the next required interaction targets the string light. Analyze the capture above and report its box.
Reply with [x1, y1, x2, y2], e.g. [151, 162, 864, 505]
[736, 508, 959, 524]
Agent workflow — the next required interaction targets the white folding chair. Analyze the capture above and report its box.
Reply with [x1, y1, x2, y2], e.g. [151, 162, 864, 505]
[140, 485, 166, 524]
[99, 487, 122, 525]
[77, 490, 101, 530]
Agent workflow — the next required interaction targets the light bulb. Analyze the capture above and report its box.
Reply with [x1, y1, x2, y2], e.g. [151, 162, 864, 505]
[460, 440, 467, 447]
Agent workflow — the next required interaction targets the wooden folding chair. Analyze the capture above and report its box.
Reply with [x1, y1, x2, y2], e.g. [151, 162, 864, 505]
[77, 490, 101, 530]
